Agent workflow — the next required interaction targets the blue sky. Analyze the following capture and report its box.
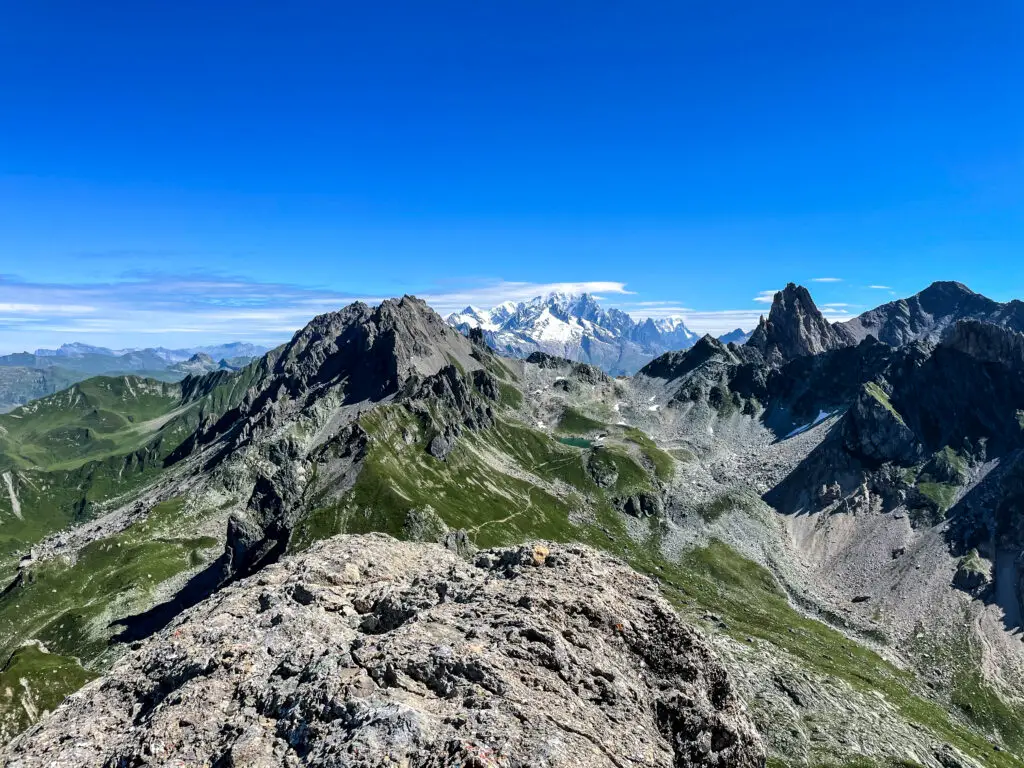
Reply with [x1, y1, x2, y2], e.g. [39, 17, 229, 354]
[1, 1, 1021, 352]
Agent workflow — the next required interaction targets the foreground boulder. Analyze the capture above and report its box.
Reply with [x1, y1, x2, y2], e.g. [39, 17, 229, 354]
[3, 535, 764, 768]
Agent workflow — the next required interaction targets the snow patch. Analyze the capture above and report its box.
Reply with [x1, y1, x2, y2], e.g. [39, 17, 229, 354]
[647, 405, 659, 412]
[785, 410, 832, 439]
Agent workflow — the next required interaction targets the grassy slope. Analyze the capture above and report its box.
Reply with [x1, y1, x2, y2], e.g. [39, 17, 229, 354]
[0, 363, 266, 568]
[0, 643, 96, 742]
[659, 544, 1021, 768]
[296, 407, 629, 550]
[293, 399, 1022, 768]
[0, 498, 219, 734]
[0, 362, 270, 735]
[0, 499, 218, 661]
[0, 377, 183, 471]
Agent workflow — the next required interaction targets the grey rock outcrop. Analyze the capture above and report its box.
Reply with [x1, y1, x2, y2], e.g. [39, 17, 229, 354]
[952, 550, 992, 595]
[745, 284, 855, 366]
[941, 319, 1024, 369]
[640, 335, 739, 382]
[525, 351, 612, 385]
[618, 492, 665, 519]
[4, 535, 765, 768]
[405, 364, 497, 462]
[842, 384, 922, 465]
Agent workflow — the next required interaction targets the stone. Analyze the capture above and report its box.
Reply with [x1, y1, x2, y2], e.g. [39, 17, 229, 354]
[2, 536, 765, 768]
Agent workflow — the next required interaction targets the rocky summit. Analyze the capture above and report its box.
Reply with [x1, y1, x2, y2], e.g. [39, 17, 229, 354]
[4, 536, 764, 768]
[744, 283, 856, 365]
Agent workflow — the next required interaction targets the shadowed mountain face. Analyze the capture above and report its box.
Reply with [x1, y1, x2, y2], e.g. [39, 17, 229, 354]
[4, 286, 1024, 767]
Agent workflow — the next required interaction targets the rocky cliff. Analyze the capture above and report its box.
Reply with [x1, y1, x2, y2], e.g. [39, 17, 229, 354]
[744, 284, 855, 366]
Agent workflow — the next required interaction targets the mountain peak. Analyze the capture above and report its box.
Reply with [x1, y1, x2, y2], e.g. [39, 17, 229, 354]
[924, 280, 975, 295]
[276, 294, 483, 403]
[718, 327, 753, 345]
[445, 293, 697, 374]
[745, 283, 854, 364]
[842, 280, 1022, 346]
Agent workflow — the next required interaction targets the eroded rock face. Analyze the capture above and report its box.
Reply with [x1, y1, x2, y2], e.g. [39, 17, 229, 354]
[842, 385, 922, 465]
[4, 535, 765, 768]
[744, 284, 856, 366]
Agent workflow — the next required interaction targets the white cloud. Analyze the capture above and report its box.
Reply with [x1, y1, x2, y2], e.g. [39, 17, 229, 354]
[0, 272, 857, 354]
[753, 290, 780, 304]
[811, 277, 843, 283]
[419, 280, 633, 314]
[0, 275, 640, 354]
[867, 285, 893, 290]
[0, 303, 96, 314]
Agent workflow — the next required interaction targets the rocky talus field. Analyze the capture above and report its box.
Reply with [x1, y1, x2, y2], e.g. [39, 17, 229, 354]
[0, 283, 1023, 767]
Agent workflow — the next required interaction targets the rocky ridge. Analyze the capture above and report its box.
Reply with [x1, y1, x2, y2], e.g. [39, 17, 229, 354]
[4, 536, 764, 768]
[842, 281, 1024, 347]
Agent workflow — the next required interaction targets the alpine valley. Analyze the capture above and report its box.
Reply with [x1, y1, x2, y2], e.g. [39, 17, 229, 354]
[1, 281, 1023, 768]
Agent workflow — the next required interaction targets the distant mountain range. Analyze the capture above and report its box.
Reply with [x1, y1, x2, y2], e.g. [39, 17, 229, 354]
[446, 292, 702, 375]
[24, 341, 268, 365]
[0, 342, 269, 412]
[446, 281, 1024, 376]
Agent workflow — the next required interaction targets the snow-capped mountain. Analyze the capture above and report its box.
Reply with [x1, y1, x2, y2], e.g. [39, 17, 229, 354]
[446, 292, 699, 375]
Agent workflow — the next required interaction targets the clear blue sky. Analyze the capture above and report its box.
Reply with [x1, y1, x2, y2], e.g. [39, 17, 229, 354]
[0, 1, 1021, 351]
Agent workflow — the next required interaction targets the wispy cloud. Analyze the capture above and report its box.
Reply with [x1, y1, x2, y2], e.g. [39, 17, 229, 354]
[419, 281, 633, 313]
[867, 284, 893, 290]
[0, 272, 855, 353]
[0, 274, 638, 354]
[811, 277, 843, 283]
[753, 290, 780, 304]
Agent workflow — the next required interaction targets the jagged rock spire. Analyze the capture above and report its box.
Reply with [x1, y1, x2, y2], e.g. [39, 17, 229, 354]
[745, 283, 854, 365]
